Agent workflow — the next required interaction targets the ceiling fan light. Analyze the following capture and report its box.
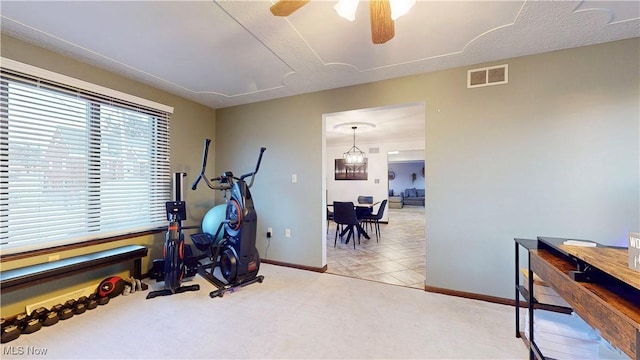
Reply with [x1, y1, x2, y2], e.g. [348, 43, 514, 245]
[389, 0, 415, 20]
[334, 0, 360, 21]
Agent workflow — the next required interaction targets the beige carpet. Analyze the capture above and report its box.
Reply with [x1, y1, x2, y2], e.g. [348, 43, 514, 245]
[1, 264, 527, 359]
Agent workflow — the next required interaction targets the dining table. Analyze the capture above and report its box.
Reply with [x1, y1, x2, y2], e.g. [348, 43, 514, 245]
[328, 201, 380, 242]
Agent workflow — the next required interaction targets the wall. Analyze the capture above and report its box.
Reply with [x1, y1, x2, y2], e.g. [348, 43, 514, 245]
[216, 38, 640, 299]
[388, 161, 425, 197]
[2, 36, 637, 314]
[325, 138, 426, 222]
[0, 35, 217, 317]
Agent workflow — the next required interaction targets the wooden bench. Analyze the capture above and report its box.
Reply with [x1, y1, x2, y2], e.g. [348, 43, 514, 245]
[0, 245, 148, 293]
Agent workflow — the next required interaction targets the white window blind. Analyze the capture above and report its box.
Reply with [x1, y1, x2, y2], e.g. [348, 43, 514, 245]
[0, 59, 172, 255]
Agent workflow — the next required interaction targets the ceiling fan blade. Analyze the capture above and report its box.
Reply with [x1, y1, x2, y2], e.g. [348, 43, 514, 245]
[270, 0, 310, 17]
[369, 0, 395, 44]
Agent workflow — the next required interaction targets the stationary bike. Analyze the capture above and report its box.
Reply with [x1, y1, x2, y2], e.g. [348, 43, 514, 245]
[190, 139, 266, 298]
[146, 173, 200, 299]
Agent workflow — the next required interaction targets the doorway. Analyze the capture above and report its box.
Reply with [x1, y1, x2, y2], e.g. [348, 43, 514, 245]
[323, 102, 426, 289]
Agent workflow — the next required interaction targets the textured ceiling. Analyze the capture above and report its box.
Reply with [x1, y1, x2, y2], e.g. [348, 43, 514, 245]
[1, 0, 638, 147]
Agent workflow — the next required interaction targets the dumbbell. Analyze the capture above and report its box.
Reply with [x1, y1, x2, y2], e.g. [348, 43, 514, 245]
[1, 318, 21, 344]
[77, 295, 97, 311]
[51, 303, 73, 321]
[66, 298, 87, 315]
[96, 295, 110, 306]
[30, 307, 48, 321]
[85, 295, 98, 310]
[14, 312, 42, 334]
[43, 304, 66, 326]
[42, 310, 59, 327]
[29, 306, 56, 328]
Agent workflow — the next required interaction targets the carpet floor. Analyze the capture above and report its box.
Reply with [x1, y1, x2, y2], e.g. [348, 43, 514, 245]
[1, 264, 527, 359]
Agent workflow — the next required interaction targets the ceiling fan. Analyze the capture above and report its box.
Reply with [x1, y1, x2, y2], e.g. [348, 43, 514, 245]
[269, 0, 398, 44]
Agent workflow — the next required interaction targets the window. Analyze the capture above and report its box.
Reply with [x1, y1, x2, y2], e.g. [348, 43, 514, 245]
[1, 58, 173, 255]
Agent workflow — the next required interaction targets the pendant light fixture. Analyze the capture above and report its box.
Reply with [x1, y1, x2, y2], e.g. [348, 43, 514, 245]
[343, 126, 366, 169]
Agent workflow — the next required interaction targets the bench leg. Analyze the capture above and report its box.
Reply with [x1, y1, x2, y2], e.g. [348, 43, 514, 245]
[133, 258, 142, 279]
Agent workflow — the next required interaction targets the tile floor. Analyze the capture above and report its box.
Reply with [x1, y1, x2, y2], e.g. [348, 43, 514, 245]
[326, 205, 426, 289]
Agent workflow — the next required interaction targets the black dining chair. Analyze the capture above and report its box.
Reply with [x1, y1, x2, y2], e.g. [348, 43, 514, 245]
[356, 195, 374, 218]
[326, 206, 334, 234]
[360, 199, 387, 242]
[332, 201, 361, 249]
[357, 196, 374, 205]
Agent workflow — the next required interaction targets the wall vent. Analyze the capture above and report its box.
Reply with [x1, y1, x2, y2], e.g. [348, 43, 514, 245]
[467, 64, 508, 88]
[369, 147, 380, 154]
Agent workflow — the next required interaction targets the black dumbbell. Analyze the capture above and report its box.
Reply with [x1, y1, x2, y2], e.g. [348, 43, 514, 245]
[87, 298, 98, 310]
[13, 313, 42, 334]
[30, 307, 48, 321]
[21, 318, 42, 334]
[59, 307, 74, 320]
[97, 296, 110, 306]
[50, 304, 63, 313]
[86, 296, 98, 310]
[64, 299, 76, 309]
[1, 318, 20, 343]
[77, 295, 97, 311]
[42, 311, 59, 327]
[73, 303, 86, 315]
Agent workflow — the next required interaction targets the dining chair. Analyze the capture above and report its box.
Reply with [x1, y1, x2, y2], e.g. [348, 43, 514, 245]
[326, 206, 334, 234]
[356, 195, 374, 218]
[357, 196, 373, 205]
[332, 201, 361, 249]
[360, 199, 387, 242]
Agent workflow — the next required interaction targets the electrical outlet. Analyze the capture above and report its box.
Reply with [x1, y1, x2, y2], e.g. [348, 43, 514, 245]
[285, 228, 291, 238]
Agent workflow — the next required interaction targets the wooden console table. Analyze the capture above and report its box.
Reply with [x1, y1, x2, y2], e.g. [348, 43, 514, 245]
[515, 237, 640, 360]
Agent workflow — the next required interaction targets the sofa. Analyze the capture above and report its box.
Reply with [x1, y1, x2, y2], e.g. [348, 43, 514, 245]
[402, 188, 425, 206]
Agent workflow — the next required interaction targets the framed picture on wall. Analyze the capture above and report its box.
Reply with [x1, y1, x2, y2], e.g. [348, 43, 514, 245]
[334, 158, 368, 180]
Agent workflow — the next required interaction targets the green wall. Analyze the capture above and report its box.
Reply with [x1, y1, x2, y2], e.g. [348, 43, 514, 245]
[1, 34, 638, 316]
[216, 38, 640, 299]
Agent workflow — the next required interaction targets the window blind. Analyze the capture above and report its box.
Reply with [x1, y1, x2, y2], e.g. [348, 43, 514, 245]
[0, 59, 172, 255]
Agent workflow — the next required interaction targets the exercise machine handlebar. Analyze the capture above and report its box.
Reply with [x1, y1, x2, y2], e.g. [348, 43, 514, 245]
[191, 139, 211, 191]
[191, 139, 266, 191]
[240, 147, 266, 189]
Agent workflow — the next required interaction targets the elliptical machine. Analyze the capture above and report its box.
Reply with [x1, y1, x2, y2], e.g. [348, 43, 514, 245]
[190, 139, 266, 298]
[147, 173, 200, 299]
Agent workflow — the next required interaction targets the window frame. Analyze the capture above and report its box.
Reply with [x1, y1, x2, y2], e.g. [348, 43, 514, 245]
[0, 57, 174, 257]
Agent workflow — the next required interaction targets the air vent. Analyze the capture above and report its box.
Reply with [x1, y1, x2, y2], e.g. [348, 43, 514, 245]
[467, 64, 508, 88]
[369, 147, 380, 154]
